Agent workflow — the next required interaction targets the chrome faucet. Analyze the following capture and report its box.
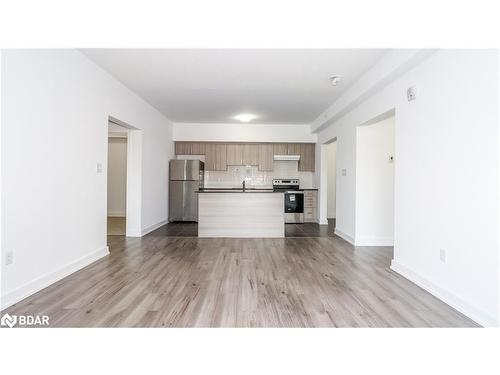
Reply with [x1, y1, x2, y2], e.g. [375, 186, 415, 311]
[242, 179, 246, 191]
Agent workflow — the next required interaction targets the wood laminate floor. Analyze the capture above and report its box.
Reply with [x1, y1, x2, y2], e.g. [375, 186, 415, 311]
[3, 223, 478, 327]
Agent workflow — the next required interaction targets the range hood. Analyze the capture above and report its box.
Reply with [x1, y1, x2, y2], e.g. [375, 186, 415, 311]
[274, 154, 300, 161]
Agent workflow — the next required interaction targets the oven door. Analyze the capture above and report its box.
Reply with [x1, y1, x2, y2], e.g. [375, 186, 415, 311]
[284, 192, 304, 223]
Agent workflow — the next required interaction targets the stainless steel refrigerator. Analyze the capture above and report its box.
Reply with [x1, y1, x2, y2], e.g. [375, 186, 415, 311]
[169, 160, 204, 222]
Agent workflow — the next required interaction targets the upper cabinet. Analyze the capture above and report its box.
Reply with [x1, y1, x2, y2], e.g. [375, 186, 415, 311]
[175, 142, 205, 155]
[242, 144, 259, 166]
[174, 141, 315, 171]
[226, 144, 259, 166]
[226, 144, 243, 165]
[175, 142, 190, 155]
[273, 143, 288, 155]
[286, 143, 301, 155]
[205, 144, 227, 171]
[298, 143, 315, 171]
[258, 144, 274, 171]
[190, 142, 206, 155]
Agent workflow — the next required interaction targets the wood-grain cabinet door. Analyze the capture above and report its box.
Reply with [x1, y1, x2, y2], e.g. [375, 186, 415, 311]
[175, 142, 205, 155]
[190, 142, 206, 155]
[258, 144, 274, 171]
[303, 190, 318, 222]
[287, 143, 301, 155]
[273, 143, 287, 155]
[242, 144, 259, 166]
[298, 143, 315, 171]
[215, 144, 227, 171]
[205, 144, 227, 171]
[204, 144, 215, 170]
[226, 144, 243, 166]
[175, 142, 190, 155]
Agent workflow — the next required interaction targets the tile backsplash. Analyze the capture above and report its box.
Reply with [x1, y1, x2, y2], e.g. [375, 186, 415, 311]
[208, 161, 314, 188]
[176, 156, 315, 188]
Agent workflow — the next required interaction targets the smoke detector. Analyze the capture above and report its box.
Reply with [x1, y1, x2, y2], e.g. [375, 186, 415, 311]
[330, 75, 341, 86]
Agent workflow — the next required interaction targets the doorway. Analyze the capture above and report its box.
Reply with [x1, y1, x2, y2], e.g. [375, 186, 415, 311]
[319, 137, 337, 235]
[106, 116, 142, 238]
[326, 139, 337, 232]
[354, 111, 395, 246]
[107, 122, 128, 235]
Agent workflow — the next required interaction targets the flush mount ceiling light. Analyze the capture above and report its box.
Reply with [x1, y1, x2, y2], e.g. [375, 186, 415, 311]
[234, 113, 258, 123]
[330, 75, 341, 86]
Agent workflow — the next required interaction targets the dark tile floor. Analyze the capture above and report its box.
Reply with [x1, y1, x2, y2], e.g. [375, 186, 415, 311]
[285, 218, 336, 237]
[156, 219, 336, 237]
[157, 222, 199, 237]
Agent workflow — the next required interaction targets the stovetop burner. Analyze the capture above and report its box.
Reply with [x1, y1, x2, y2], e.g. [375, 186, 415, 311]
[272, 179, 300, 192]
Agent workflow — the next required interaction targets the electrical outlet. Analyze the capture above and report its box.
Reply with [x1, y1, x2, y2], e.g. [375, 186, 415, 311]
[96, 163, 103, 173]
[439, 248, 446, 263]
[6, 251, 14, 265]
[341, 168, 347, 176]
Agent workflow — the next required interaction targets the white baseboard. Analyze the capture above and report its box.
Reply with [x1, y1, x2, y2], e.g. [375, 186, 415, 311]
[355, 236, 394, 246]
[141, 219, 168, 236]
[334, 228, 355, 245]
[390, 260, 498, 327]
[1, 246, 109, 310]
[126, 229, 142, 237]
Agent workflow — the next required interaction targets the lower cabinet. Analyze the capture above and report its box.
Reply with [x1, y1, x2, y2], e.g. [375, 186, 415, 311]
[303, 190, 318, 222]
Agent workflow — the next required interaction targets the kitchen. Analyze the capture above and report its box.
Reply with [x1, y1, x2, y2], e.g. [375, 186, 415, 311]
[169, 141, 321, 237]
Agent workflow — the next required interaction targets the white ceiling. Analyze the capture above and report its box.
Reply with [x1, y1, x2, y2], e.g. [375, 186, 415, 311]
[82, 49, 387, 124]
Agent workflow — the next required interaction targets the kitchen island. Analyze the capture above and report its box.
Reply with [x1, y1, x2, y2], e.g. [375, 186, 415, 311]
[197, 189, 284, 238]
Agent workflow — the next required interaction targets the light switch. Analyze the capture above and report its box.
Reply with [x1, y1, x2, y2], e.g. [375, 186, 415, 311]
[440, 248, 446, 263]
[96, 163, 103, 173]
[341, 169, 347, 176]
[407, 86, 418, 101]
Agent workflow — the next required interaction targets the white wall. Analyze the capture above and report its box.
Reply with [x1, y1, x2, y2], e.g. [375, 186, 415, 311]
[355, 116, 394, 246]
[1, 49, 174, 308]
[173, 122, 317, 142]
[107, 137, 127, 217]
[327, 142, 336, 218]
[315, 49, 499, 326]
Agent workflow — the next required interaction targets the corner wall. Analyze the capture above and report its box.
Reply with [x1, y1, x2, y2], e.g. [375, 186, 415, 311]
[1, 49, 174, 309]
[355, 116, 394, 246]
[316, 49, 499, 326]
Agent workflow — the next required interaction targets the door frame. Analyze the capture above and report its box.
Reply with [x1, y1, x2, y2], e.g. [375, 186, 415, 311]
[108, 116, 142, 237]
[319, 137, 337, 225]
